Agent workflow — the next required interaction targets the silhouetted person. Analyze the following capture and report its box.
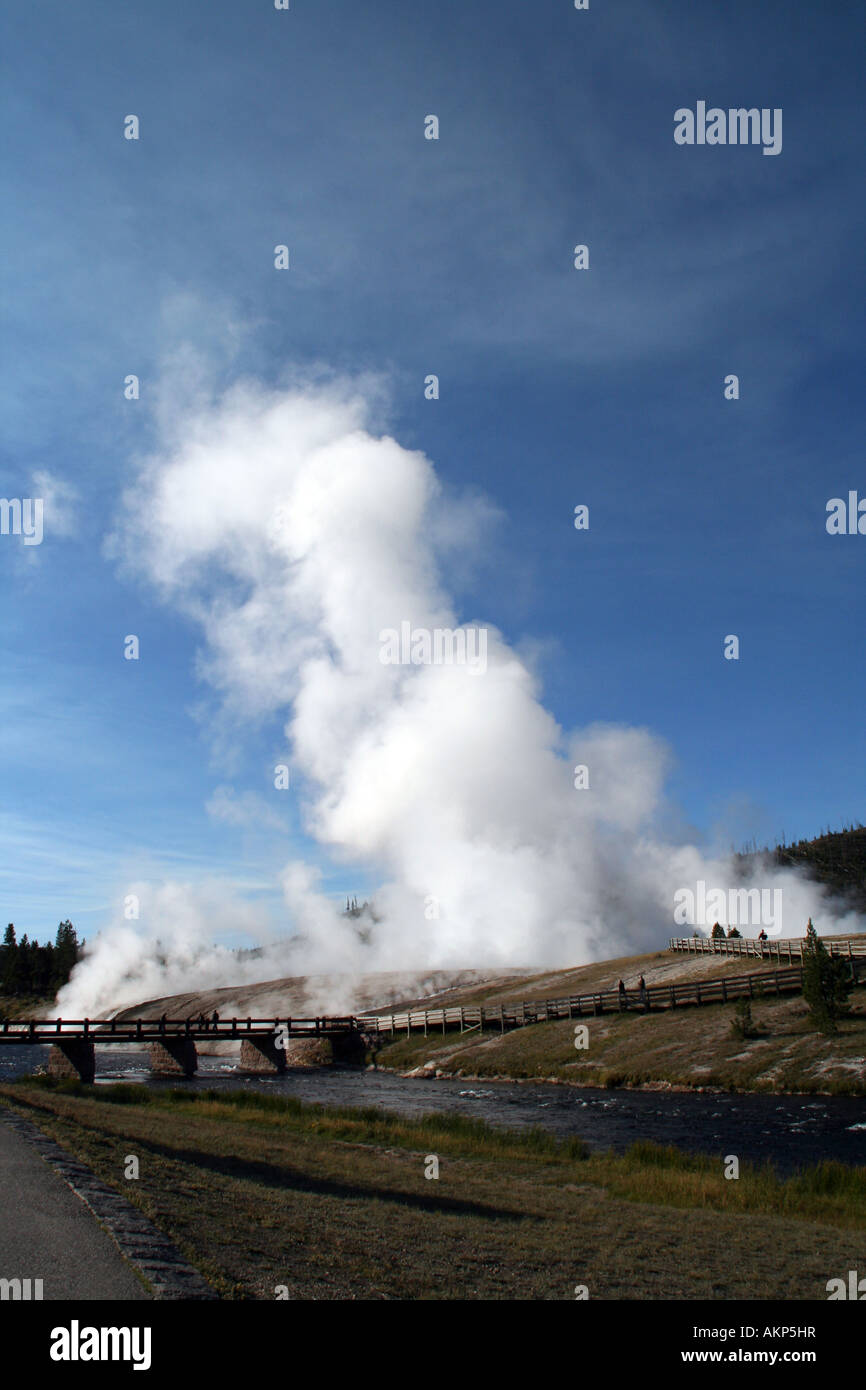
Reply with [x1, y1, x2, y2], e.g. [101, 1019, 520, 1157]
[618, 979, 626, 1010]
[159, 1013, 167, 1033]
[638, 975, 648, 1010]
[211, 1010, 219, 1029]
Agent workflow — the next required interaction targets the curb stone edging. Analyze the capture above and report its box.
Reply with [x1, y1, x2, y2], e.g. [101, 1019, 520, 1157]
[0, 1106, 218, 1300]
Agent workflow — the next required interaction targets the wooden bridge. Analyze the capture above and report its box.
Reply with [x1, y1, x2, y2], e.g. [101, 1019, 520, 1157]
[0, 1016, 357, 1044]
[0, 1015, 360, 1082]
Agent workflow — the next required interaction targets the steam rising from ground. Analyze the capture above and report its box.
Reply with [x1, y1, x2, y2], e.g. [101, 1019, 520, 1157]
[59, 372, 860, 1015]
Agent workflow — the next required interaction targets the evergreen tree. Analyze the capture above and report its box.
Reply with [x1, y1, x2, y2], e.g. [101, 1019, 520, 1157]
[32, 940, 54, 996]
[2, 934, 22, 994]
[711, 921, 726, 939]
[53, 920, 79, 987]
[801, 919, 851, 1034]
[0, 925, 13, 985]
[19, 936, 37, 994]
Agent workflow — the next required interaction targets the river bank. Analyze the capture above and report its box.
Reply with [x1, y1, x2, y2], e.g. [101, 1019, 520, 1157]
[2, 1045, 864, 1173]
[2, 1078, 864, 1301]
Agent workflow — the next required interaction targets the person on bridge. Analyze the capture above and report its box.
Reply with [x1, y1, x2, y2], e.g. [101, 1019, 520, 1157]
[638, 975, 648, 1010]
[618, 979, 626, 1009]
[159, 1013, 167, 1033]
[758, 929, 768, 941]
[211, 1010, 220, 1028]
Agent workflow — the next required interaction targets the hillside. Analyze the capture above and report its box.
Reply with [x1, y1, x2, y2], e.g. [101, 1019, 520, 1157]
[372, 968, 866, 1097]
[739, 823, 866, 912]
[111, 948, 797, 1027]
[111, 968, 524, 1027]
[361, 942, 866, 1096]
[107, 938, 866, 1094]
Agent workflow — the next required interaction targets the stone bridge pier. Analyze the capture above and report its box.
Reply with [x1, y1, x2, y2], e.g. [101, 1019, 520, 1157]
[48, 1041, 96, 1083]
[239, 1037, 287, 1073]
[149, 1038, 198, 1077]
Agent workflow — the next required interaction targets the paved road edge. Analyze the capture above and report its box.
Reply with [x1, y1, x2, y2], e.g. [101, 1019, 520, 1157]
[0, 1103, 218, 1300]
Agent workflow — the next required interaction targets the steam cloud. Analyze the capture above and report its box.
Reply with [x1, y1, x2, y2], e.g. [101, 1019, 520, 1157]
[59, 371, 860, 1015]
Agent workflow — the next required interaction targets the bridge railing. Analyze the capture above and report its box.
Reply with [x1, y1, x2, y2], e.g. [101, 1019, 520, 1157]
[0, 1016, 358, 1040]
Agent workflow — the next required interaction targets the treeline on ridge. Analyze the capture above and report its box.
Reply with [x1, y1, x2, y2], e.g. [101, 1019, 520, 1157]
[0, 920, 82, 997]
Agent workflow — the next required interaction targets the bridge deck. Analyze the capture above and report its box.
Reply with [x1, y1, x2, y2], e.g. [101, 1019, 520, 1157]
[0, 1017, 357, 1043]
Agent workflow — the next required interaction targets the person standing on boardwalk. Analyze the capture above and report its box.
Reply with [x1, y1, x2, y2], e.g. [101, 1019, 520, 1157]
[638, 975, 648, 1010]
[618, 979, 627, 1010]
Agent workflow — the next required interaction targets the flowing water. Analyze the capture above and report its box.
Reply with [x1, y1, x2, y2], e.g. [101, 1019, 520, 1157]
[2, 1045, 864, 1175]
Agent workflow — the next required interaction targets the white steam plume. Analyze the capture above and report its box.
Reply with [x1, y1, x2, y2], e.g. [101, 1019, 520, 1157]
[60, 371, 860, 1013]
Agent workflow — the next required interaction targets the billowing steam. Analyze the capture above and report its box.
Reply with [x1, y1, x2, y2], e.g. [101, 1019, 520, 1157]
[58, 371, 860, 1015]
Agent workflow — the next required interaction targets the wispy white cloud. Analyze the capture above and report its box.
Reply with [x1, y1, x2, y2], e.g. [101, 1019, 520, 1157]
[31, 469, 79, 539]
[205, 784, 288, 832]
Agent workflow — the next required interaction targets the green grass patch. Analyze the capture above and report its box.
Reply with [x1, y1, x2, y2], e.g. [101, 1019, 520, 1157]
[2, 1081, 863, 1300]
[11, 1074, 588, 1163]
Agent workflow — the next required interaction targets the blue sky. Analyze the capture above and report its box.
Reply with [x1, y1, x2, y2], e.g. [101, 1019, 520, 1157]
[1, 0, 863, 945]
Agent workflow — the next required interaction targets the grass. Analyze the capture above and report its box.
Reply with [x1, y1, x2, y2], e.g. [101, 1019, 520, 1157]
[14, 1076, 587, 1162]
[2, 1078, 864, 1300]
[371, 991, 866, 1095]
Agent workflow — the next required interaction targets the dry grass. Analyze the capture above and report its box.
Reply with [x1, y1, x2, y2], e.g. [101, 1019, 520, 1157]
[375, 991, 866, 1094]
[2, 1080, 863, 1301]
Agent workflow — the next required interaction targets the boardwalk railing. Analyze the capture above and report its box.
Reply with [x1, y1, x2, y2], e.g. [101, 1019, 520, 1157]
[669, 936, 866, 962]
[358, 958, 864, 1038]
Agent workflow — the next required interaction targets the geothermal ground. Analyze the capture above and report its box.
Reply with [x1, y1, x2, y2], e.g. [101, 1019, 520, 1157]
[103, 939, 866, 1095]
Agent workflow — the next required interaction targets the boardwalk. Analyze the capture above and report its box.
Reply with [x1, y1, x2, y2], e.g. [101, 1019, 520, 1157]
[668, 935, 866, 962]
[358, 958, 865, 1038]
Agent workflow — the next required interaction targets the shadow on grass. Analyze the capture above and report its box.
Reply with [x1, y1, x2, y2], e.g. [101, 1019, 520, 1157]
[122, 1135, 535, 1224]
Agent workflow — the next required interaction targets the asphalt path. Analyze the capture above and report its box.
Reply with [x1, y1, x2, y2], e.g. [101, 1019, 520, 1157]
[0, 1114, 150, 1300]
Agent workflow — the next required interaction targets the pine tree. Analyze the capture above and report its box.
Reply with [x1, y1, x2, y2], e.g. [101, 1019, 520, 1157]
[51, 921, 80, 991]
[711, 921, 726, 939]
[2, 926, 22, 994]
[801, 918, 851, 1034]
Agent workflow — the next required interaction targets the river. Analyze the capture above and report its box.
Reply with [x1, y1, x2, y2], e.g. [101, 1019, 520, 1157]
[1, 1045, 864, 1176]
